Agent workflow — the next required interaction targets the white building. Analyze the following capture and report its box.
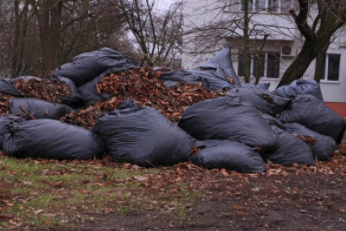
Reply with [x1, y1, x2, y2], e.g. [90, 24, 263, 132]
[182, 0, 346, 117]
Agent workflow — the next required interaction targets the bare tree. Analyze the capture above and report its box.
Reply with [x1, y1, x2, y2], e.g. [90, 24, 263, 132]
[0, 0, 39, 77]
[28, 0, 100, 75]
[183, 0, 292, 83]
[119, 0, 183, 67]
[183, 0, 346, 86]
[276, 0, 346, 87]
[0, 0, 135, 77]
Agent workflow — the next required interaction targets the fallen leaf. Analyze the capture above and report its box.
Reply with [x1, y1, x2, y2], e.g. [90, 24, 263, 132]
[4, 201, 14, 207]
[133, 175, 149, 182]
[232, 205, 245, 210]
[0, 215, 13, 220]
[34, 209, 44, 215]
[221, 168, 230, 176]
[41, 169, 50, 175]
[338, 208, 346, 213]
[251, 187, 260, 192]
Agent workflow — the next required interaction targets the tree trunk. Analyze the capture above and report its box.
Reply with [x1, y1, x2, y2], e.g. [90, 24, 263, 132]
[11, 0, 20, 77]
[314, 42, 329, 83]
[277, 40, 318, 87]
[39, 0, 63, 76]
[242, 0, 251, 83]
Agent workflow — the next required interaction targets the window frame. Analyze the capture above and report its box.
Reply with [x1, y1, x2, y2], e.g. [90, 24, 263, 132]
[228, 0, 293, 14]
[322, 53, 341, 82]
[237, 51, 280, 79]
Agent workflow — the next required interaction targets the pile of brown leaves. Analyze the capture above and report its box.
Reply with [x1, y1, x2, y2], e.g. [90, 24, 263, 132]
[97, 67, 229, 121]
[339, 143, 346, 155]
[61, 105, 104, 130]
[62, 67, 227, 129]
[14, 78, 71, 103]
[0, 93, 12, 115]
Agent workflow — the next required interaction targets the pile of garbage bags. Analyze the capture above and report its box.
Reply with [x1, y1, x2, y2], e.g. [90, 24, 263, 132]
[0, 47, 344, 174]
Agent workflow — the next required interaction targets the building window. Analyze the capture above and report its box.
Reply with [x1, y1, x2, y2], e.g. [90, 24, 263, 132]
[322, 54, 341, 81]
[281, 0, 293, 13]
[240, 0, 253, 11]
[228, 0, 293, 13]
[237, 51, 280, 78]
[268, 0, 279, 12]
[256, 0, 266, 11]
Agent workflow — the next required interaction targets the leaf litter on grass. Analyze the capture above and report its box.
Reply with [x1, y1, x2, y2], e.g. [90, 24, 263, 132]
[1, 138, 346, 230]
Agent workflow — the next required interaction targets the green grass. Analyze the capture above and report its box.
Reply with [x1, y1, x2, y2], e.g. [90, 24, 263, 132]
[0, 156, 201, 230]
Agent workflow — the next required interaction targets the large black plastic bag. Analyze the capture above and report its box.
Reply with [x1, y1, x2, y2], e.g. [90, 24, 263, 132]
[273, 85, 296, 99]
[274, 79, 323, 101]
[264, 126, 314, 166]
[178, 96, 277, 151]
[261, 113, 286, 130]
[0, 116, 25, 149]
[228, 88, 292, 116]
[284, 123, 336, 161]
[9, 98, 72, 120]
[93, 101, 195, 167]
[159, 69, 233, 91]
[241, 83, 270, 90]
[54, 76, 84, 106]
[0, 79, 22, 96]
[291, 79, 323, 101]
[52, 47, 138, 87]
[2, 119, 105, 160]
[278, 94, 345, 143]
[198, 46, 241, 87]
[160, 70, 203, 87]
[190, 140, 267, 173]
[16, 76, 42, 81]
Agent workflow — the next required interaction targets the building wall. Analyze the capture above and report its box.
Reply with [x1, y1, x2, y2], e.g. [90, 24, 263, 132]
[182, 0, 228, 68]
[182, 0, 346, 105]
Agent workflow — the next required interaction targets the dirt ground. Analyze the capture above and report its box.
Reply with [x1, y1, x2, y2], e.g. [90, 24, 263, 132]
[2, 143, 346, 231]
[22, 144, 345, 231]
[60, 174, 346, 231]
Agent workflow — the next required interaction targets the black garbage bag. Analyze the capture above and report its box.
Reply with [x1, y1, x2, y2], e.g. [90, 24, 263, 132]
[0, 79, 22, 96]
[198, 46, 241, 87]
[261, 113, 286, 130]
[273, 85, 296, 99]
[263, 126, 314, 166]
[93, 100, 196, 167]
[241, 83, 270, 90]
[274, 79, 323, 101]
[291, 79, 323, 101]
[16, 76, 42, 81]
[284, 123, 336, 161]
[159, 69, 233, 91]
[2, 119, 105, 160]
[278, 94, 345, 143]
[190, 140, 267, 173]
[0, 116, 25, 149]
[52, 47, 138, 87]
[228, 88, 292, 116]
[53, 76, 84, 106]
[160, 70, 201, 87]
[178, 96, 277, 151]
[9, 98, 72, 120]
